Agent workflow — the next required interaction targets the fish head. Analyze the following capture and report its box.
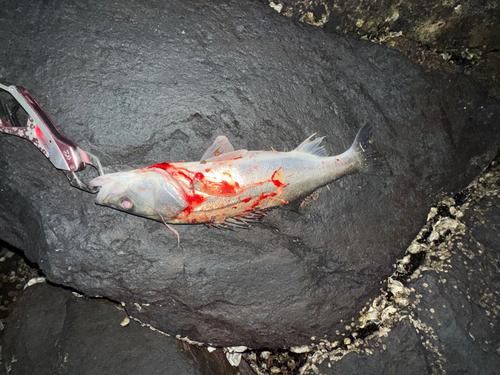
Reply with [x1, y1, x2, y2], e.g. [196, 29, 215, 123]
[89, 169, 187, 221]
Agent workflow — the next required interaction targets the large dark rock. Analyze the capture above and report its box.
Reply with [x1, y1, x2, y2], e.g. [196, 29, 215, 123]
[0, 0, 499, 347]
[0, 283, 201, 375]
[318, 183, 500, 374]
[318, 319, 430, 375]
[276, 0, 500, 97]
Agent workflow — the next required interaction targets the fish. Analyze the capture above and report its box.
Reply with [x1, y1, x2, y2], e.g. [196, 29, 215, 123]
[89, 124, 386, 229]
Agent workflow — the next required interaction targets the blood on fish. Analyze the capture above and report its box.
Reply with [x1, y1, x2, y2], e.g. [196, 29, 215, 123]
[199, 179, 240, 195]
[152, 163, 193, 184]
[146, 163, 209, 216]
[273, 180, 286, 188]
[145, 162, 288, 220]
[148, 162, 170, 171]
[182, 192, 207, 215]
[270, 168, 290, 191]
[148, 164, 235, 194]
[250, 191, 277, 209]
[93, 124, 380, 230]
[146, 162, 243, 219]
[270, 169, 285, 188]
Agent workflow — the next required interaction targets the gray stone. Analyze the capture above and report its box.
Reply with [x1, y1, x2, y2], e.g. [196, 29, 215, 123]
[318, 183, 500, 374]
[0, 283, 201, 375]
[318, 319, 429, 374]
[411, 195, 500, 375]
[276, 0, 500, 96]
[0, 0, 499, 347]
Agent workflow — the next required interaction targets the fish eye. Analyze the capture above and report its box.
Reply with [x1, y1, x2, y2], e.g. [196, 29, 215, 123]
[120, 198, 133, 211]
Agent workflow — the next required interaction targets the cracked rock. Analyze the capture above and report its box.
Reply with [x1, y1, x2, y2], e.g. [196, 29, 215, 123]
[0, 283, 201, 375]
[314, 160, 500, 374]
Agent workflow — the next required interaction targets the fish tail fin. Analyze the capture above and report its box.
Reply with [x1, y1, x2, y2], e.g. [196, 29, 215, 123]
[348, 123, 391, 176]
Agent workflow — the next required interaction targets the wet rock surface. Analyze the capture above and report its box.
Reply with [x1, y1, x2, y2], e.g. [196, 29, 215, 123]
[314, 318, 429, 375]
[270, 0, 500, 97]
[299, 158, 500, 374]
[1, 158, 499, 374]
[0, 243, 39, 322]
[0, 257, 255, 375]
[0, 283, 201, 375]
[0, 0, 499, 347]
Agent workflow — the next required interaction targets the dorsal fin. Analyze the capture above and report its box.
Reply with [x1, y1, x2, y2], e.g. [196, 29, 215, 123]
[204, 149, 248, 163]
[294, 134, 328, 157]
[200, 136, 235, 161]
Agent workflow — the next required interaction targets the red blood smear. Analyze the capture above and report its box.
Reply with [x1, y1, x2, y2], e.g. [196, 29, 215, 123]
[251, 192, 277, 209]
[146, 162, 245, 219]
[145, 162, 289, 221]
[196, 179, 239, 196]
[271, 169, 289, 189]
[183, 193, 207, 215]
[271, 169, 284, 188]
[219, 180, 239, 194]
[148, 162, 170, 171]
[148, 163, 194, 184]
[147, 163, 239, 195]
[146, 163, 209, 215]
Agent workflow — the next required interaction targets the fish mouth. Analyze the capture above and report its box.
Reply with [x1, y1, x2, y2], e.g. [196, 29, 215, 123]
[89, 175, 127, 205]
